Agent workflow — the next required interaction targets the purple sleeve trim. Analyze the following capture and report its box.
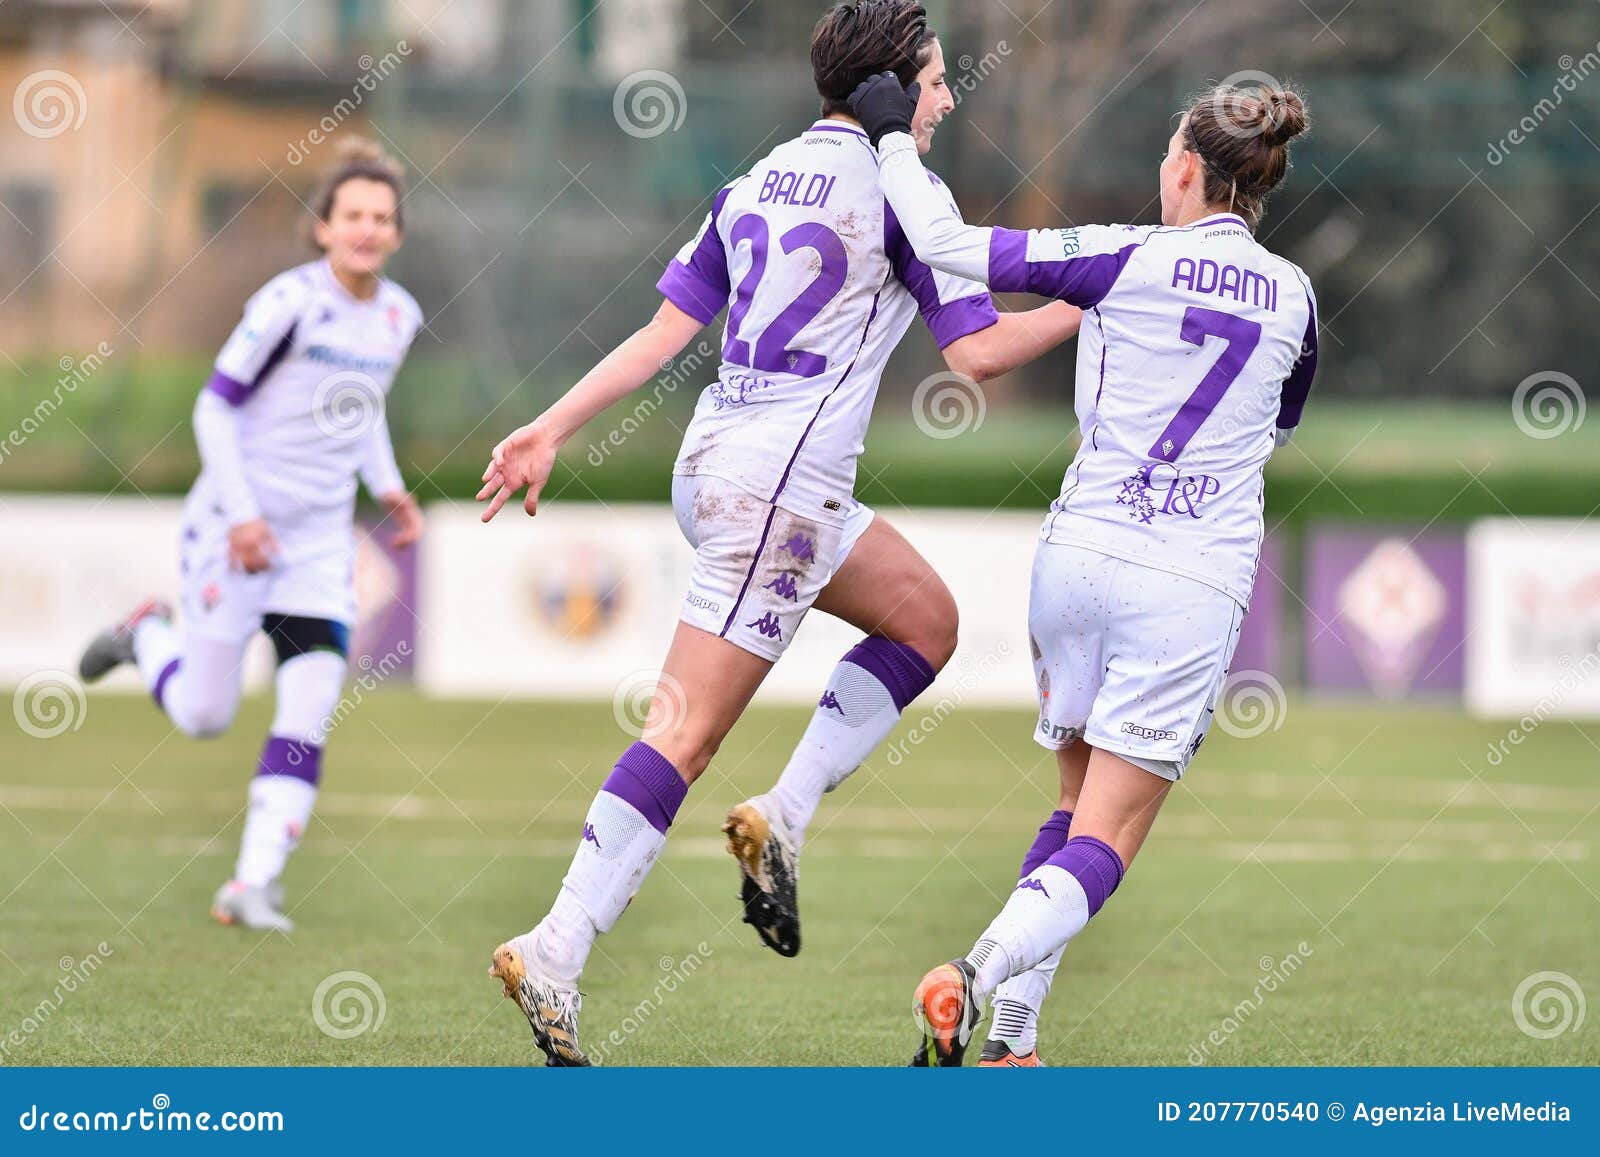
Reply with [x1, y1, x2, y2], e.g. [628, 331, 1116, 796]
[1277, 291, 1318, 431]
[989, 229, 1139, 307]
[601, 741, 688, 834]
[987, 228, 1031, 293]
[925, 294, 999, 349]
[205, 370, 253, 406]
[656, 263, 725, 325]
[886, 203, 999, 348]
[842, 636, 936, 712]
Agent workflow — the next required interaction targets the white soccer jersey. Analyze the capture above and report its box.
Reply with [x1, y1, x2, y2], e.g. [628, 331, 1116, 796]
[196, 259, 423, 558]
[876, 134, 1318, 607]
[658, 119, 999, 526]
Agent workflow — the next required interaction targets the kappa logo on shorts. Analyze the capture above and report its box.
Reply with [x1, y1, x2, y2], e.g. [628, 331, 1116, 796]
[582, 822, 602, 849]
[764, 573, 800, 601]
[818, 690, 844, 715]
[684, 591, 721, 614]
[746, 612, 784, 640]
[1121, 721, 1179, 743]
[778, 533, 816, 563]
[1015, 877, 1050, 898]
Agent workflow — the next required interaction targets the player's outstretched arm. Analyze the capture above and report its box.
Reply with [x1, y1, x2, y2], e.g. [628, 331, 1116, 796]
[477, 298, 705, 521]
[944, 302, 1083, 382]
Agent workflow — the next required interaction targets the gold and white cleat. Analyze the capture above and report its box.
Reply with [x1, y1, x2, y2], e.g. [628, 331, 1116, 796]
[488, 938, 590, 1067]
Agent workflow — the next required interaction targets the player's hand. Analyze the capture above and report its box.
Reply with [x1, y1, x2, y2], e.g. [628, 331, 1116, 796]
[227, 519, 278, 574]
[477, 419, 560, 522]
[847, 72, 920, 148]
[378, 491, 424, 549]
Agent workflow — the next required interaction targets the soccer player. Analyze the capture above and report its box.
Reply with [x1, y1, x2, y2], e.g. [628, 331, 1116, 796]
[77, 139, 425, 933]
[848, 73, 1317, 1065]
[478, 1, 1081, 1065]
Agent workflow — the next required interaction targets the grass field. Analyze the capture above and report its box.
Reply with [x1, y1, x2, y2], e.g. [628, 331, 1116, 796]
[2, 691, 1596, 1067]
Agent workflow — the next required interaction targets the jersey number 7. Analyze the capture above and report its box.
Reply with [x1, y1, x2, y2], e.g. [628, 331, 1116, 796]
[1148, 306, 1262, 462]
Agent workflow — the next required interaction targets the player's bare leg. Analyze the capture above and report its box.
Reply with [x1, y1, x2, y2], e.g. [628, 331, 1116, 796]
[726, 516, 955, 955]
[982, 741, 1089, 1066]
[492, 622, 771, 1064]
[914, 746, 1169, 1066]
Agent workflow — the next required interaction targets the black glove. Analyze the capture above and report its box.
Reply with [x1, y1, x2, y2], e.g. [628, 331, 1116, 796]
[847, 71, 920, 148]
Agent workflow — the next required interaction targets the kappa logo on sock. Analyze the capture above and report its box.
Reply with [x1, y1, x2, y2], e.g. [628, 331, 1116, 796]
[764, 573, 800, 601]
[746, 612, 783, 640]
[818, 690, 844, 715]
[581, 822, 602, 849]
[1015, 877, 1050, 898]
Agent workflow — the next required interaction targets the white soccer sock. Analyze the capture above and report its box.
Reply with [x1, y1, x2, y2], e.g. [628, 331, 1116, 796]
[133, 622, 245, 738]
[235, 773, 317, 887]
[232, 651, 343, 888]
[770, 638, 935, 846]
[991, 947, 1061, 1053]
[528, 743, 685, 985]
[968, 837, 1125, 998]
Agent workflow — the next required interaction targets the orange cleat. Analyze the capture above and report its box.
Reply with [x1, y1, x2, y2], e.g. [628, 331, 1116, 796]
[979, 1039, 1044, 1067]
[909, 959, 981, 1067]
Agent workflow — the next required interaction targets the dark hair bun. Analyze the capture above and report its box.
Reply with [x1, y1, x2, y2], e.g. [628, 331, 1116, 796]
[1259, 89, 1308, 147]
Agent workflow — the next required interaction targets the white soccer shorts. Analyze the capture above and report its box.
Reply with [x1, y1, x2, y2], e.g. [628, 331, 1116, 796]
[671, 473, 873, 662]
[1028, 540, 1243, 780]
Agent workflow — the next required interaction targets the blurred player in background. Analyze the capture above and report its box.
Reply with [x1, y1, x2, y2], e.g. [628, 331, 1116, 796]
[478, 0, 1080, 1065]
[849, 73, 1317, 1065]
[77, 139, 425, 933]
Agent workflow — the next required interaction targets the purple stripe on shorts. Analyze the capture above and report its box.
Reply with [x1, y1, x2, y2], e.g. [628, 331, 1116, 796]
[719, 502, 779, 638]
[152, 658, 181, 711]
[257, 734, 322, 786]
[1043, 835, 1125, 917]
[1019, 809, 1073, 878]
[600, 741, 688, 834]
[842, 636, 936, 712]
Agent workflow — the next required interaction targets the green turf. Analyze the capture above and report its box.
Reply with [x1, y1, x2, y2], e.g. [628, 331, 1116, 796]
[1, 692, 1595, 1067]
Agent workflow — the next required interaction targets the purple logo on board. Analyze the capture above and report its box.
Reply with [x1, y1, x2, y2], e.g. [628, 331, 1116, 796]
[746, 613, 784, 640]
[765, 573, 800, 601]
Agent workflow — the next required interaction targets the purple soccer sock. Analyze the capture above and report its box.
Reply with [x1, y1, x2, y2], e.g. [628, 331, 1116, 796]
[599, 741, 688, 833]
[1019, 809, 1074, 878]
[840, 636, 936, 711]
[257, 734, 322, 785]
[1041, 835, 1125, 917]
